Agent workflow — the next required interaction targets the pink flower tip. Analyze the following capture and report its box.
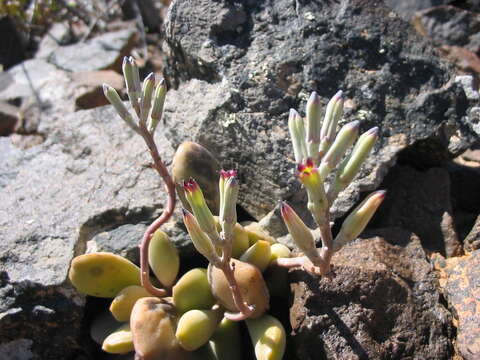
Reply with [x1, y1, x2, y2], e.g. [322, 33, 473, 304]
[280, 201, 293, 218]
[220, 169, 237, 180]
[183, 178, 199, 193]
[365, 126, 379, 137]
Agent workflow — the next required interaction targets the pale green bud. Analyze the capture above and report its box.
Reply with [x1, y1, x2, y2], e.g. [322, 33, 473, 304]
[280, 202, 318, 261]
[319, 120, 359, 179]
[334, 190, 386, 251]
[306, 92, 322, 161]
[288, 109, 307, 163]
[102, 84, 138, 132]
[140, 72, 155, 124]
[148, 79, 167, 132]
[334, 127, 379, 194]
[184, 179, 222, 245]
[182, 209, 219, 264]
[319, 90, 343, 157]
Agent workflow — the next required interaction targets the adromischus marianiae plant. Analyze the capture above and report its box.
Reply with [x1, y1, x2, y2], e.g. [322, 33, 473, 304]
[69, 55, 385, 360]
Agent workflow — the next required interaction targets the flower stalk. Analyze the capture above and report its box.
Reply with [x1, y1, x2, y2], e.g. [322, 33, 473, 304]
[280, 90, 384, 276]
[104, 56, 175, 297]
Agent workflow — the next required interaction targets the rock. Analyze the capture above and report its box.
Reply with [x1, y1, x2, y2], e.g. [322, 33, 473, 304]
[10, 134, 45, 150]
[371, 165, 462, 257]
[0, 101, 18, 136]
[0, 104, 175, 359]
[86, 218, 195, 264]
[413, 6, 480, 53]
[413, 6, 480, 78]
[72, 70, 125, 110]
[455, 75, 480, 101]
[258, 204, 288, 239]
[35, 22, 73, 59]
[464, 215, 480, 251]
[290, 228, 454, 359]
[0, 17, 26, 70]
[385, 0, 448, 20]
[163, 0, 478, 220]
[0, 59, 58, 102]
[448, 162, 480, 241]
[433, 251, 480, 360]
[48, 28, 137, 73]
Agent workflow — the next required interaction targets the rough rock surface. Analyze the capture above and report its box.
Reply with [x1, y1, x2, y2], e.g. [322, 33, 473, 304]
[413, 6, 480, 53]
[289, 228, 453, 360]
[385, 0, 449, 20]
[448, 162, 480, 243]
[464, 215, 480, 251]
[48, 28, 136, 73]
[371, 165, 462, 257]
[0, 105, 175, 359]
[433, 251, 480, 360]
[163, 0, 478, 220]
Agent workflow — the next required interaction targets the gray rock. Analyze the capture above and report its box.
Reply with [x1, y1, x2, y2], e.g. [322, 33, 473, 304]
[48, 28, 136, 73]
[290, 228, 454, 359]
[86, 218, 195, 264]
[371, 165, 462, 257]
[455, 75, 480, 101]
[0, 59, 58, 101]
[384, 0, 448, 20]
[35, 22, 73, 60]
[163, 0, 478, 220]
[413, 5, 480, 53]
[0, 104, 175, 359]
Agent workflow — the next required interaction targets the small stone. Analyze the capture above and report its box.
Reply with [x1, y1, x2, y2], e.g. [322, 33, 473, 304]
[433, 250, 480, 359]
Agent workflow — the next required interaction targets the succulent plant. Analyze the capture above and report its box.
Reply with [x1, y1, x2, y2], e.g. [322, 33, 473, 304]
[274, 91, 385, 276]
[67, 56, 385, 360]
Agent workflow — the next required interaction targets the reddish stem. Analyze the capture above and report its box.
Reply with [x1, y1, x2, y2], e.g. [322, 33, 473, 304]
[218, 260, 255, 321]
[138, 125, 176, 297]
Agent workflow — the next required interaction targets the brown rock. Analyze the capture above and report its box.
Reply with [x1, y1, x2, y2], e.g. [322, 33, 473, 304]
[0, 101, 18, 136]
[73, 70, 124, 110]
[433, 251, 480, 360]
[372, 165, 462, 257]
[290, 228, 453, 360]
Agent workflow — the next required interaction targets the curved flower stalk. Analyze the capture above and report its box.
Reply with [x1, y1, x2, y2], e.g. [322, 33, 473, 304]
[183, 174, 256, 321]
[103, 56, 173, 297]
[279, 90, 385, 275]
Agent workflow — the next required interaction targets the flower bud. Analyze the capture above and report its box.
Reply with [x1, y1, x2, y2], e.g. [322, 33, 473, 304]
[148, 79, 167, 132]
[280, 202, 318, 261]
[219, 170, 238, 226]
[319, 90, 343, 157]
[182, 209, 219, 264]
[288, 109, 307, 163]
[184, 179, 221, 244]
[103, 84, 138, 131]
[334, 190, 386, 251]
[333, 126, 379, 194]
[140, 72, 155, 124]
[306, 92, 322, 162]
[319, 120, 359, 179]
